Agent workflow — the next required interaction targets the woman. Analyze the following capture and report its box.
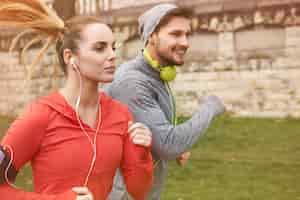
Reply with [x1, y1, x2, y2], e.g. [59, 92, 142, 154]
[0, 0, 153, 200]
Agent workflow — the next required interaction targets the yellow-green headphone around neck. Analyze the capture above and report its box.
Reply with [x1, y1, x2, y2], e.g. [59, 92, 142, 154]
[143, 48, 177, 82]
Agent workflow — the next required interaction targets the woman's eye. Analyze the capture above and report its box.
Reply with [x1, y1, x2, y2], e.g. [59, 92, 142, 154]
[94, 46, 105, 52]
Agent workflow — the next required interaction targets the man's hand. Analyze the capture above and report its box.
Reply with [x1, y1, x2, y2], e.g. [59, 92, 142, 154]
[128, 122, 152, 147]
[72, 187, 93, 200]
[202, 95, 226, 116]
[176, 151, 191, 166]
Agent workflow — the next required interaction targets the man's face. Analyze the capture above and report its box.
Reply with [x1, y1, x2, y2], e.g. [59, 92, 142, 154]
[151, 16, 191, 66]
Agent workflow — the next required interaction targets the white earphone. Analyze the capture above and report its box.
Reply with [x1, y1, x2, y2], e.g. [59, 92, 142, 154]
[70, 57, 78, 70]
[70, 56, 100, 186]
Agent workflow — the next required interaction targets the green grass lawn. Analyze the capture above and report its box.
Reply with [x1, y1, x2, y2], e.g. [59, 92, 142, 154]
[1, 115, 300, 199]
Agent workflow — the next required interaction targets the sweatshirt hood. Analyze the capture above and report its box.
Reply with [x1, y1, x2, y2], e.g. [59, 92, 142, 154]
[37, 91, 110, 123]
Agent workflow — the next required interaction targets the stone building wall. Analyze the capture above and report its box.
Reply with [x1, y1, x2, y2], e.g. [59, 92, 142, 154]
[1, 26, 294, 118]
[110, 0, 175, 9]
[122, 26, 300, 118]
[0, 49, 63, 117]
[0, 0, 300, 118]
[173, 69, 300, 118]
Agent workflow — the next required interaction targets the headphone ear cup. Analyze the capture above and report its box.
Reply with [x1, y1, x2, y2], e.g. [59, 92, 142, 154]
[160, 66, 177, 82]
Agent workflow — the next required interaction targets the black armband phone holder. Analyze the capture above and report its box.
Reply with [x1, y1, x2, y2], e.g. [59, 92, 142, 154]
[0, 145, 18, 184]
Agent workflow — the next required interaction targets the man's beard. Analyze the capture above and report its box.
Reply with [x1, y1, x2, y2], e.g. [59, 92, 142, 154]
[155, 39, 186, 66]
[160, 51, 184, 66]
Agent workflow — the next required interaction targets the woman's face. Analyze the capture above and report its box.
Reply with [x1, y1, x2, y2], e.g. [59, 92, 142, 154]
[75, 23, 116, 83]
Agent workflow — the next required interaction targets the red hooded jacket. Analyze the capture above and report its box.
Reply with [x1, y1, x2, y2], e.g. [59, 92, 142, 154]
[0, 92, 153, 200]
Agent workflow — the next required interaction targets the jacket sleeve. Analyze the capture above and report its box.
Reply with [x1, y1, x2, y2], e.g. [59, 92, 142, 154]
[0, 184, 76, 200]
[108, 78, 225, 161]
[120, 110, 153, 200]
[0, 103, 77, 200]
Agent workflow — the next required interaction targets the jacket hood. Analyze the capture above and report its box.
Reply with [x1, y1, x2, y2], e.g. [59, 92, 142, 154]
[38, 91, 110, 124]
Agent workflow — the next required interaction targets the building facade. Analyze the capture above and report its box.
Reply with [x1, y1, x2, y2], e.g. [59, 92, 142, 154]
[0, 0, 300, 117]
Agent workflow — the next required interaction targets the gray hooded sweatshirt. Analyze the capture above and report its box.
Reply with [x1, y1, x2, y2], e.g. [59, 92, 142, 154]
[106, 52, 225, 200]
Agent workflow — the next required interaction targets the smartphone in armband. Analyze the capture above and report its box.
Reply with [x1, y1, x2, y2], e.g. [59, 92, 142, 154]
[0, 150, 5, 163]
[0, 146, 18, 184]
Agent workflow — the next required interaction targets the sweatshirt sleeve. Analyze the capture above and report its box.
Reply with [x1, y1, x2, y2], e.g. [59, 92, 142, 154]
[0, 102, 77, 200]
[108, 78, 225, 161]
[120, 110, 153, 200]
[0, 184, 76, 200]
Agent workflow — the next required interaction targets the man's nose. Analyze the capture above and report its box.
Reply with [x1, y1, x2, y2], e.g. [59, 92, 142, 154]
[179, 35, 189, 49]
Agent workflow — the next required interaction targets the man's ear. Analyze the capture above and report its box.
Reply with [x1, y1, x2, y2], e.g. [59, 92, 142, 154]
[148, 33, 157, 46]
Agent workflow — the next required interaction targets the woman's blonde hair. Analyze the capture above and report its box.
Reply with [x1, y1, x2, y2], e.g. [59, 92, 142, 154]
[0, 0, 103, 78]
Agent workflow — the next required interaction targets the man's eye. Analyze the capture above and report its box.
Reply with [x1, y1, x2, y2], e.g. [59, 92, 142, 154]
[171, 32, 181, 37]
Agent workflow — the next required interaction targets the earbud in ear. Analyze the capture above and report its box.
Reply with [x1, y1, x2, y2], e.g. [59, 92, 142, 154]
[70, 57, 78, 70]
[70, 57, 75, 65]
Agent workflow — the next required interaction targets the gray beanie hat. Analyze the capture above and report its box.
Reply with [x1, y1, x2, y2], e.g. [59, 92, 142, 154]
[138, 3, 178, 45]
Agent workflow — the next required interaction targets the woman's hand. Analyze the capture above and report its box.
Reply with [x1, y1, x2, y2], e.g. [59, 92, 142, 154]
[128, 122, 152, 147]
[72, 187, 93, 200]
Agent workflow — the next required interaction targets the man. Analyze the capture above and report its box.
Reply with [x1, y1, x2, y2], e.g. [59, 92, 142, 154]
[106, 3, 226, 200]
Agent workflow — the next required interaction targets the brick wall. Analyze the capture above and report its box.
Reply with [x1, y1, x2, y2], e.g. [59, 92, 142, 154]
[110, 0, 175, 9]
[121, 26, 300, 118]
[0, 49, 63, 116]
[1, 0, 300, 118]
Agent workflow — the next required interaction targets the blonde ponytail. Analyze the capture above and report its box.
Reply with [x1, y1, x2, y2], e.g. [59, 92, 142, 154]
[0, 0, 65, 79]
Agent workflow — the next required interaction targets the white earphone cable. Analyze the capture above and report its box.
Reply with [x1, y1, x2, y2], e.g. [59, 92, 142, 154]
[74, 65, 101, 187]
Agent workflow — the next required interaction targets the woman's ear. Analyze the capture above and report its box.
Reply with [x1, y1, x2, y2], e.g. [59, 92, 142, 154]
[63, 48, 73, 66]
